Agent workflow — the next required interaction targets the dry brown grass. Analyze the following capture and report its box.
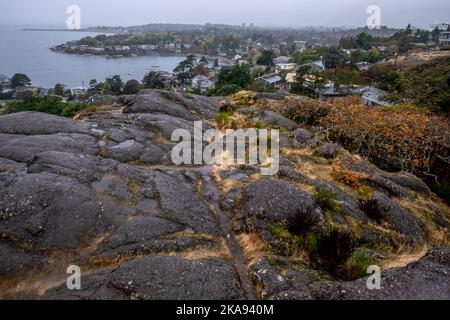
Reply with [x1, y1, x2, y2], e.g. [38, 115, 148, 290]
[236, 233, 268, 268]
[397, 197, 450, 246]
[382, 247, 428, 270]
[173, 238, 232, 262]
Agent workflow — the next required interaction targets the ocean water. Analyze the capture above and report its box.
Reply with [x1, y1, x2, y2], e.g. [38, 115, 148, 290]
[0, 26, 184, 88]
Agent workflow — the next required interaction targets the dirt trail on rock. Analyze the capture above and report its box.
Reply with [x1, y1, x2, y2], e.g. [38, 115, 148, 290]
[197, 166, 256, 300]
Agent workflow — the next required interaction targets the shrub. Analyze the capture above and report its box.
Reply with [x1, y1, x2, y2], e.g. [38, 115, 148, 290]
[321, 104, 450, 190]
[316, 229, 356, 270]
[331, 163, 368, 189]
[4, 95, 87, 118]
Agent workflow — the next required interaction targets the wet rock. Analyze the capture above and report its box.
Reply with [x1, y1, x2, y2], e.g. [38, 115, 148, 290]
[0, 112, 90, 135]
[0, 133, 99, 163]
[97, 216, 201, 258]
[0, 241, 42, 276]
[131, 113, 196, 138]
[370, 192, 423, 243]
[257, 110, 298, 131]
[0, 172, 98, 249]
[242, 178, 324, 229]
[278, 166, 312, 185]
[0, 157, 25, 172]
[153, 171, 219, 234]
[124, 90, 196, 120]
[309, 247, 450, 300]
[293, 128, 313, 144]
[385, 172, 431, 196]
[252, 256, 325, 300]
[317, 143, 341, 159]
[98, 199, 136, 226]
[93, 174, 133, 204]
[27, 151, 115, 184]
[43, 256, 245, 300]
[363, 174, 414, 200]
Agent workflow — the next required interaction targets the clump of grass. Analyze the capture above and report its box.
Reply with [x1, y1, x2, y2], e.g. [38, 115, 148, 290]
[216, 111, 236, 129]
[268, 223, 319, 257]
[314, 188, 340, 212]
[360, 197, 383, 223]
[316, 229, 356, 271]
[343, 249, 376, 280]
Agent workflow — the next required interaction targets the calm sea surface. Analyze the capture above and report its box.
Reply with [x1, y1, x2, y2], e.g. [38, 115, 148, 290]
[0, 26, 184, 88]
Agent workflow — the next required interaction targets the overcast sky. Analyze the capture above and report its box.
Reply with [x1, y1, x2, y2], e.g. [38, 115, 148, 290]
[0, 0, 448, 29]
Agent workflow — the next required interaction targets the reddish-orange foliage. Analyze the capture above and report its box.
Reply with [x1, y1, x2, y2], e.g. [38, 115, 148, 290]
[320, 103, 450, 175]
[271, 96, 450, 179]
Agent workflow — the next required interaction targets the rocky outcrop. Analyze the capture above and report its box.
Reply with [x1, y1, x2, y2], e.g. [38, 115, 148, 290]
[43, 256, 245, 300]
[0, 90, 448, 300]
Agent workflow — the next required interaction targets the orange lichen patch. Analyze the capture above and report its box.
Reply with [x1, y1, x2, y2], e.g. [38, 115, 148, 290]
[236, 233, 268, 268]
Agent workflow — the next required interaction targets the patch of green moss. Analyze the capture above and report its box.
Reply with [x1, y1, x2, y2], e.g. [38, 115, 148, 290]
[315, 188, 340, 213]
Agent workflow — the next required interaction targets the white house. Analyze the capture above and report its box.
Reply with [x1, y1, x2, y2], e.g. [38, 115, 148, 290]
[192, 76, 213, 93]
[276, 63, 298, 72]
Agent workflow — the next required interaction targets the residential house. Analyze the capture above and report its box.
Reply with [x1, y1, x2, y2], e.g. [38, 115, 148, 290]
[256, 73, 284, 88]
[285, 72, 297, 91]
[12, 86, 40, 99]
[158, 71, 176, 87]
[191, 76, 213, 93]
[342, 48, 355, 55]
[0, 74, 11, 88]
[273, 56, 292, 65]
[275, 63, 298, 72]
[310, 59, 325, 72]
[319, 82, 348, 102]
[439, 31, 450, 47]
[356, 61, 371, 71]
[360, 87, 391, 107]
[72, 88, 86, 96]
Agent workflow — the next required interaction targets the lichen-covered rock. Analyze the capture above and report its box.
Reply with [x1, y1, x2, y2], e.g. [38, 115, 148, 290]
[0, 241, 42, 276]
[0, 172, 99, 249]
[317, 143, 342, 159]
[42, 256, 245, 300]
[308, 247, 450, 300]
[370, 192, 423, 243]
[0, 90, 448, 300]
[242, 178, 324, 229]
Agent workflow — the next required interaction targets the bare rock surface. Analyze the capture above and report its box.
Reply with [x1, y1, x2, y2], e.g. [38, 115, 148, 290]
[0, 90, 448, 300]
